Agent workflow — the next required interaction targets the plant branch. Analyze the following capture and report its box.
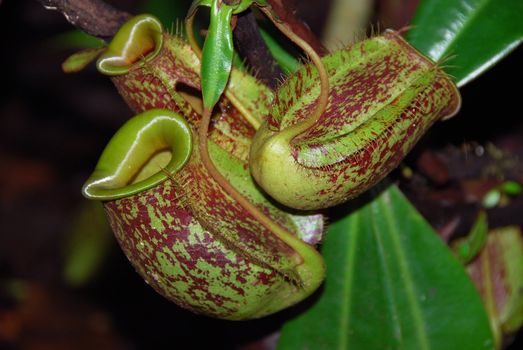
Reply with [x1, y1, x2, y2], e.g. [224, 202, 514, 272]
[35, 0, 131, 40]
[259, 5, 329, 136]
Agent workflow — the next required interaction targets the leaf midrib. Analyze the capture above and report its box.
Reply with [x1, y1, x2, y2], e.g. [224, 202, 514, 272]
[374, 190, 431, 350]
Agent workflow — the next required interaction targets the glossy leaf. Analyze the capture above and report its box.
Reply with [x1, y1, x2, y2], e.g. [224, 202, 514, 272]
[407, 0, 523, 87]
[201, 0, 234, 110]
[278, 185, 493, 349]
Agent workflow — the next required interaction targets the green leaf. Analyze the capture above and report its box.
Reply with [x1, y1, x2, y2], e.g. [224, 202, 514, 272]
[63, 201, 114, 287]
[259, 27, 299, 74]
[142, 0, 190, 28]
[62, 47, 105, 73]
[201, 0, 234, 110]
[452, 210, 488, 264]
[407, 0, 523, 87]
[500, 180, 522, 195]
[232, 0, 255, 14]
[49, 30, 104, 50]
[278, 185, 493, 349]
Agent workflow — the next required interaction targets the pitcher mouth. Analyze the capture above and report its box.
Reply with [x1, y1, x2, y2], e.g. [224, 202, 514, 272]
[97, 14, 164, 76]
[82, 109, 192, 201]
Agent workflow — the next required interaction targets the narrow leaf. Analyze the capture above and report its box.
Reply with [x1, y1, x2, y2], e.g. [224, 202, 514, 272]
[233, 0, 255, 14]
[62, 47, 105, 73]
[259, 27, 299, 74]
[50, 30, 104, 50]
[407, 0, 523, 87]
[63, 201, 113, 287]
[452, 210, 488, 264]
[278, 185, 493, 349]
[201, 0, 234, 109]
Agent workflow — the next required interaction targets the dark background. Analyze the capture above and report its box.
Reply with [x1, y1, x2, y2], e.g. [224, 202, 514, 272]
[1, 0, 522, 349]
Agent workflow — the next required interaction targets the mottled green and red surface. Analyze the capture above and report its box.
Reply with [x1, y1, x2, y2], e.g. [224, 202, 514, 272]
[250, 30, 461, 210]
[104, 137, 321, 319]
[111, 34, 273, 129]
[89, 28, 324, 319]
[86, 18, 462, 320]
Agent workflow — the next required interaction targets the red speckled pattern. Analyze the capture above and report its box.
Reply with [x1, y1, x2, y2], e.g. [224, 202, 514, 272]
[260, 30, 460, 208]
[98, 33, 324, 318]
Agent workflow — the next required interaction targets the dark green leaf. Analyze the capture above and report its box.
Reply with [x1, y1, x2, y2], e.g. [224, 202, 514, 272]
[142, 0, 190, 28]
[278, 185, 493, 349]
[201, 0, 234, 110]
[49, 30, 104, 50]
[407, 0, 523, 87]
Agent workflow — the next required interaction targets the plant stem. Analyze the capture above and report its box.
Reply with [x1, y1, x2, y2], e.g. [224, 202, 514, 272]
[193, 3, 329, 251]
[259, 6, 330, 139]
[185, 11, 262, 130]
[198, 108, 304, 263]
[266, 0, 328, 57]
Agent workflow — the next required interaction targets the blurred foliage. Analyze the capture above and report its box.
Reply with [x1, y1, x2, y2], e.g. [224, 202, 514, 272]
[62, 201, 113, 287]
[48, 30, 104, 50]
[141, 0, 191, 27]
[467, 226, 523, 348]
[452, 210, 488, 264]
